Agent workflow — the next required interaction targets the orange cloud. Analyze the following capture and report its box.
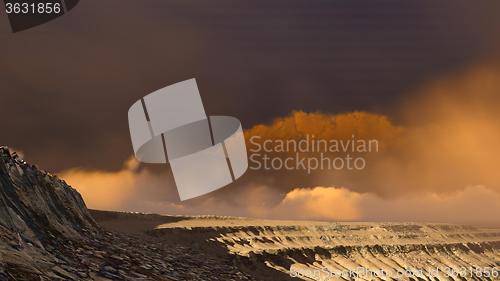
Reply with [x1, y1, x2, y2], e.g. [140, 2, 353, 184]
[274, 187, 362, 221]
[60, 157, 180, 213]
[59, 66, 500, 224]
[244, 67, 500, 198]
[268, 186, 500, 224]
[60, 157, 140, 211]
[245, 110, 402, 144]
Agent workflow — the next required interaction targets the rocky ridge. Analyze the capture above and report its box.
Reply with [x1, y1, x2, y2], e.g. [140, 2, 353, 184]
[0, 147, 259, 280]
[0, 147, 97, 242]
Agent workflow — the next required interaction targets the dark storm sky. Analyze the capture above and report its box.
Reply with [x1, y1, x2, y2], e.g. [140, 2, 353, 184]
[1, 0, 499, 172]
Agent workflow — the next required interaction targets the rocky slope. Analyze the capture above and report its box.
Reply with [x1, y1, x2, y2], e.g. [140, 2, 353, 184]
[0, 147, 97, 242]
[0, 147, 256, 280]
[0, 146, 100, 279]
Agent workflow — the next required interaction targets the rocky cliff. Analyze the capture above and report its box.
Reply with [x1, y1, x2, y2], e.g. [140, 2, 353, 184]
[0, 146, 97, 242]
[0, 147, 255, 280]
[0, 147, 101, 280]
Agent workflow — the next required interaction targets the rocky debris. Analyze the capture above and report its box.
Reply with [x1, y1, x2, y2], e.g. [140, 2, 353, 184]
[1, 223, 255, 280]
[0, 146, 257, 280]
[39, 229, 253, 281]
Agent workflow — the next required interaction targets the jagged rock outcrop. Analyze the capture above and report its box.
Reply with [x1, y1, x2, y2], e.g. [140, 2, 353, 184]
[0, 147, 102, 280]
[0, 146, 97, 242]
[0, 147, 255, 280]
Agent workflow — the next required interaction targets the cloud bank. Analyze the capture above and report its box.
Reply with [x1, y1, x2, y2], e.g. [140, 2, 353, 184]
[60, 66, 500, 224]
